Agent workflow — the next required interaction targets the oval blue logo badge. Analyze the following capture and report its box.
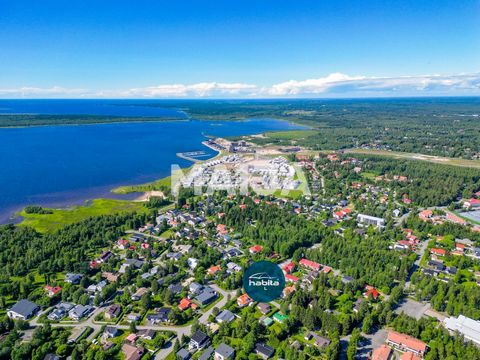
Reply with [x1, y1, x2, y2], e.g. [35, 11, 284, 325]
[243, 260, 286, 302]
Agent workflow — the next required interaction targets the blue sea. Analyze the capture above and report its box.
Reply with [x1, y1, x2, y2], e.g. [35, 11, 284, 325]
[0, 100, 304, 223]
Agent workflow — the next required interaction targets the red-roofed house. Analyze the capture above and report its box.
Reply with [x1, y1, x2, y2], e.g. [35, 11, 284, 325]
[125, 333, 137, 343]
[282, 286, 296, 298]
[371, 344, 392, 360]
[299, 258, 321, 271]
[446, 212, 467, 225]
[217, 224, 228, 235]
[237, 294, 252, 307]
[419, 210, 433, 221]
[430, 248, 446, 257]
[249, 245, 263, 254]
[322, 266, 332, 274]
[363, 285, 380, 300]
[207, 265, 221, 276]
[45, 285, 62, 297]
[386, 331, 427, 357]
[117, 239, 129, 249]
[285, 274, 299, 283]
[464, 198, 480, 209]
[327, 153, 338, 161]
[455, 243, 465, 252]
[283, 262, 295, 274]
[400, 352, 421, 360]
[141, 243, 150, 249]
[178, 298, 198, 311]
[333, 208, 351, 220]
[239, 204, 247, 210]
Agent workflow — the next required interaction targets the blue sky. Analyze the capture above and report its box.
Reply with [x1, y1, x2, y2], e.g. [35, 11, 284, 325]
[1, 0, 479, 98]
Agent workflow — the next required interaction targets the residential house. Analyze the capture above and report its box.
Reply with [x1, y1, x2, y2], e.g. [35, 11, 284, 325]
[122, 343, 144, 360]
[273, 312, 288, 324]
[44, 285, 62, 297]
[237, 293, 252, 307]
[226, 262, 241, 273]
[103, 326, 120, 338]
[299, 258, 321, 271]
[216, 309, 235, 324]
[177, 348, 191, 360]
[7, 299, 40, 320]
[64, 273, 82, 284]
[147, 307, 171, 324]
[127, 313, 141, 323]
[283, 261, 295, 274]
[255, 343, 274, 359]
[207, 265, 221, 276]
[48, 303, 74, 321]
[169, 283, 184, 295]
[431, 248, 447, 257]
[214, 343, 235, 360]
[189, 330, 210, 350]
[311, 333, 330, 348]
[386, 331, 427, 357]
[364, 285, 380, 300]
[199, 346, 215, 360]
[257, 303, 271, 315]
[357, 214, 385, 229]
[179, 298, 198, 311]
[196, 289, 217, 306]
[131, 287, 148, 301]
[69, 305, 93, 321]
[371, 344, 393, 360]
[105, 304, 121, 320]
[138, 329, 156, 340]
[249, 245, 263, 254]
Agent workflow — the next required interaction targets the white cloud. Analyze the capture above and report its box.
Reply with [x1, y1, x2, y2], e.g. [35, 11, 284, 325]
[1, 73, 479, 98]
[263, 73, 480, 96]
[0, 86, 87, 97]
[125, 82, 258, 97]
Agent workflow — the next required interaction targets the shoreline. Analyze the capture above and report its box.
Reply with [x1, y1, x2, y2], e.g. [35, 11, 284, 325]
[0, 118, 304, 225]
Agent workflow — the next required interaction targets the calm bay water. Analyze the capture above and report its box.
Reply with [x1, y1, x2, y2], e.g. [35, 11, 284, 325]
[0, 116, 303, 223]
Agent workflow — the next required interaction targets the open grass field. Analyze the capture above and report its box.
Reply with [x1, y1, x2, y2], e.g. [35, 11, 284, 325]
[18, 198, 147, 233]
[345, 148, 480, 169]
[112, 174, 172, 194]
[263, 129, 317, 140]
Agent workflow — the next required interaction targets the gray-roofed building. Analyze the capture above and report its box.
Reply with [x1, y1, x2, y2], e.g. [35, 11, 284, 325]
[176, 348, 191, 360]
[257, 303, 271, 315]
[444, 315, 480, 345]
[255, 343, 275, 359]
[7, 299, 39, 320]
[69, 304, 93, 321]
[189, 330, 210, 350]
[168, 283, 183, 295]
[216, 309, 235, 324]
[214, 343, 235, 360]
[196, 290, 217, 306]
[65, 273, 82, 284]
[103, 326, 120, 338]
[199, 346, 214, 360]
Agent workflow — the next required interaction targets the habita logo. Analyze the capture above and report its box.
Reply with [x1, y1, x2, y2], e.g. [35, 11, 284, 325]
[243, 261, 285, 302]
[248, 273, 280, 288]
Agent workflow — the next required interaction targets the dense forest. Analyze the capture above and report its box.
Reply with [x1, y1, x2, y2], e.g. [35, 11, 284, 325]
[0, 213, 151, 277]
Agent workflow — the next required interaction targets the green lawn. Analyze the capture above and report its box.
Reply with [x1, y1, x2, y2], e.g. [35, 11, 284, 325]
[112, 175, 172, 194]
[264, 129, 317, 140]
[18, 198, 147, 232]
